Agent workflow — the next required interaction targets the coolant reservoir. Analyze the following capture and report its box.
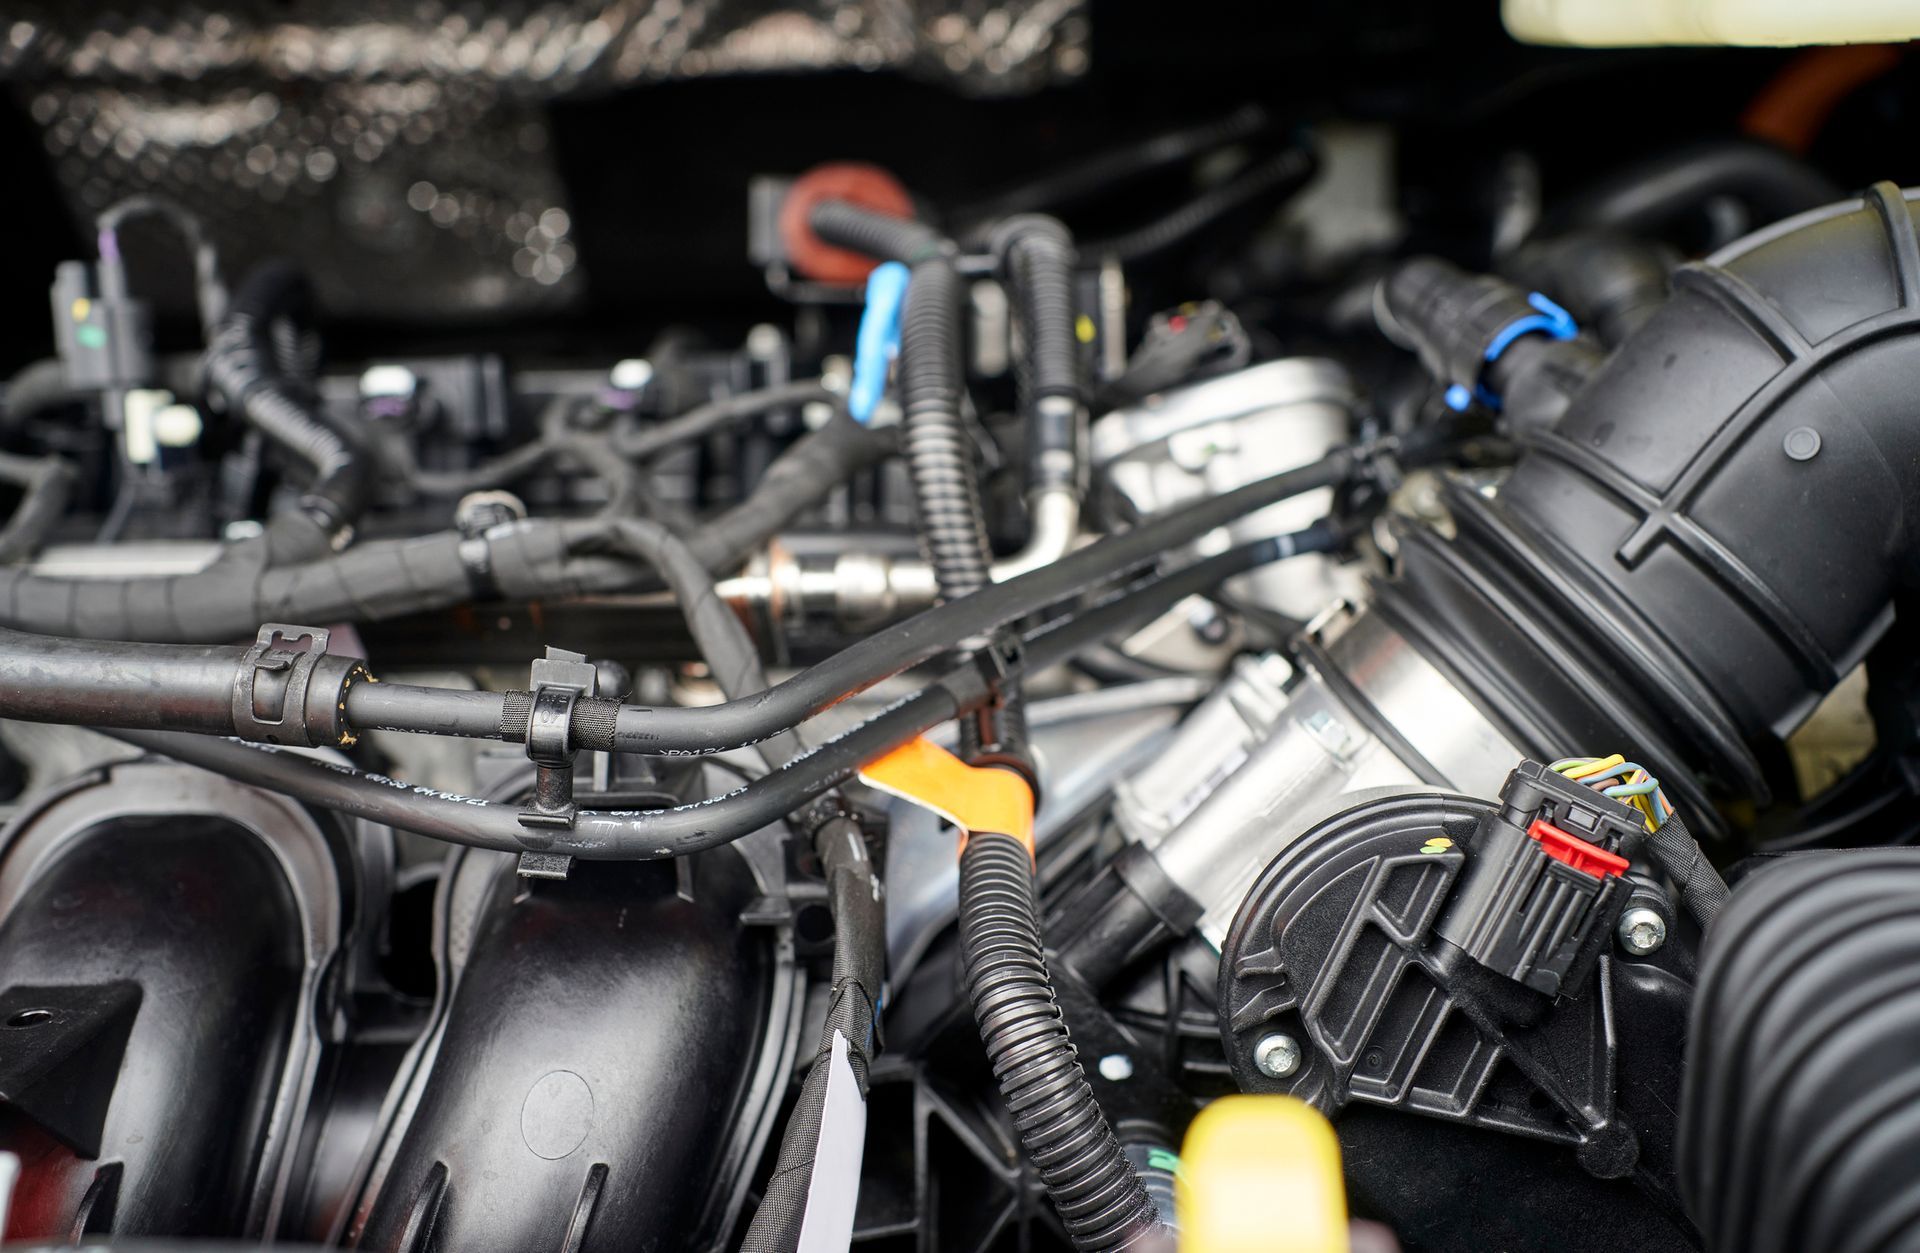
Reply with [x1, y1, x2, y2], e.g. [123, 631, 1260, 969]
[1504, 0, 1920, 46]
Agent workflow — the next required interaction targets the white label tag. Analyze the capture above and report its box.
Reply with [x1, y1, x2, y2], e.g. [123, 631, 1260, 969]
[797, 1031, 867, 1253]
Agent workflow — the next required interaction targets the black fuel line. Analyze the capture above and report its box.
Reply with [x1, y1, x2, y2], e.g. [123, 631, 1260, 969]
[0, 452, 1351, 755]
[103, 528, 1335, 859]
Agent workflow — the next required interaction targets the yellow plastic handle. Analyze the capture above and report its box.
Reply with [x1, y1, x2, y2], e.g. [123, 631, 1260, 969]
[858, 735, 1035, 857]
[1178, 1095, 1349, 1253]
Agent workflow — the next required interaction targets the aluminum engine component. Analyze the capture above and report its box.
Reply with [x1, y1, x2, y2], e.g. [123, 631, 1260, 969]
[1113, 603, 1521, 945]
[1091, 356, 1365, 618]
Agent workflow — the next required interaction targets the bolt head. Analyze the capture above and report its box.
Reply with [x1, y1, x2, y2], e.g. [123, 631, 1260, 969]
[1097, 1053, 1134, 1082]
[1617, 906, 1668, 956]
[1254, 1032, 1302, 1080]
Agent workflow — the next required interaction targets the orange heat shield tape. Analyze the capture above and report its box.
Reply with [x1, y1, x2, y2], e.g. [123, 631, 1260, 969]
[858, 735, 1036, 859]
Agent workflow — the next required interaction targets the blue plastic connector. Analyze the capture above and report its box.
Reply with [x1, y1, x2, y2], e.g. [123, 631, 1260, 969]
[849, 261, 910, 424]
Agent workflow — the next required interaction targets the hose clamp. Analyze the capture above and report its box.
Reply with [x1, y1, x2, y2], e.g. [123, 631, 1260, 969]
[233, 624, 335, 747]
[518, 647, 598, 858]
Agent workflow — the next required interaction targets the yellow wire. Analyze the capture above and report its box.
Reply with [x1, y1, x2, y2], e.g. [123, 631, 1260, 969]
[1555, 754, 1663, 832]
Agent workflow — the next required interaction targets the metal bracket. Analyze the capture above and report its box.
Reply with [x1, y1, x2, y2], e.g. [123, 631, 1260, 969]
[517, 647, 598, 876]
[232, 624, 333, 747]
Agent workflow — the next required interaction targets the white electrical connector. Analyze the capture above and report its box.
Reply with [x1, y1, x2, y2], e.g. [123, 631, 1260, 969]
[120, 387, 174, 465]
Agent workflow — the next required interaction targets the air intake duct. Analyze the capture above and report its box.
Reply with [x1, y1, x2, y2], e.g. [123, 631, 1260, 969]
[1678, 850, 1920, 1253]
[1381, 181, 1920, 820]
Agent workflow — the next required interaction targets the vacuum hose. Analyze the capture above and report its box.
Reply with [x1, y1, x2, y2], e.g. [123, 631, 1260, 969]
[203, 262, 368, 531]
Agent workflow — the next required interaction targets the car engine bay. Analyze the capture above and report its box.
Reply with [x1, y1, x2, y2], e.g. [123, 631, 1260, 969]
[0, 3, 1918, 1250]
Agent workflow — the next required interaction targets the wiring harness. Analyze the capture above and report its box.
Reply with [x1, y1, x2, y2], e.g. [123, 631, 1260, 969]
[1553, 753, 1731, 928]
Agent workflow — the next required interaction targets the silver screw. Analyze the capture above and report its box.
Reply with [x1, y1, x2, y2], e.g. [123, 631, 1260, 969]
[1097, 1053, 1134, 1082]
[1254, 1033, 1302, 1080]
[1617, 906, 1668, 956]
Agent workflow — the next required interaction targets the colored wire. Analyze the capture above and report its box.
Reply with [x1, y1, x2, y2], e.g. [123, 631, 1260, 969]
[1551, 754, 1674, 833]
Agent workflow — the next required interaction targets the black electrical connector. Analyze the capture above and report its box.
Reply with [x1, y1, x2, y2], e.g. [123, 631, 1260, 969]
[1382, 256, 1605, 432]
[1433, 759, 1645, 998]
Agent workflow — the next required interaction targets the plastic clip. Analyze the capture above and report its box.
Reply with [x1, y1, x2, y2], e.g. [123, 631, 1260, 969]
[232, 624, 334, 748]
[517, 647, 598, 866]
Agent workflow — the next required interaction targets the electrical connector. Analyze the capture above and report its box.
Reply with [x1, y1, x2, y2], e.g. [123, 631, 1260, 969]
[50, 260, 155, 404]
[1432, 759, 1643, 997]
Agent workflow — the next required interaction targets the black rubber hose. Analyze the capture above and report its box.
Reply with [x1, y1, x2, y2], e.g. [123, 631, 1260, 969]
[1, 359, 83, 428]
[992, 215, 1083, 493]
[0, 414, 888, 641]
[811, 200, 995, 603]
[598, 516, 802, 771]
[897, 256, 994, 603]
[203, 262, 367, 530]
[0, 514, 635, 641]
[1382, 255, 1605, 431]
[612, 379, 836, 461]
[0, 629, 246, 734]
[1504, 229, 1675, 348]
[993, 215, 1082, 409]
[1540, 138, 1840, 238]
[808, 202, 946, 265]
[682, 412, 892, 572]
[344, 453, 1351, 752]
[0, 452, 76, 565]
[1085, 145, 1318, 263]
[104, 531, 1321, 855]
[960, 830, 1166, 1247]
[405, 431, 558, 499]
[107, 685, 966, 860]
[739, 806, 885, 1252]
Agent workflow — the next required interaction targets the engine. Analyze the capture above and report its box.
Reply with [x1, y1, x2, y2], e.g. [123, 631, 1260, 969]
[1, 5, 1919, 1251]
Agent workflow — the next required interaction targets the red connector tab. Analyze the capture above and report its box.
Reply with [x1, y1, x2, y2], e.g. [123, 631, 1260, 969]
[1526, 818, 1629, 879]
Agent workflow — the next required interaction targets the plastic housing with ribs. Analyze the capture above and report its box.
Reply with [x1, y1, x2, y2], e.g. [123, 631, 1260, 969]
[1380, 181, 1920, 819]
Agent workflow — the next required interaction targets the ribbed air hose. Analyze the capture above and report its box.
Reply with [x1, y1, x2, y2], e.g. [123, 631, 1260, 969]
[960, 831, 1168, 1249]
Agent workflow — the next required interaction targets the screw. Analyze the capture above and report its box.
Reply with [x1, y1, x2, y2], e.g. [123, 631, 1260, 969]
[1097, 1053, 1134, 1082]
[1617, 906, 1668, 956]
[1254, 1033, 1302, 1080]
